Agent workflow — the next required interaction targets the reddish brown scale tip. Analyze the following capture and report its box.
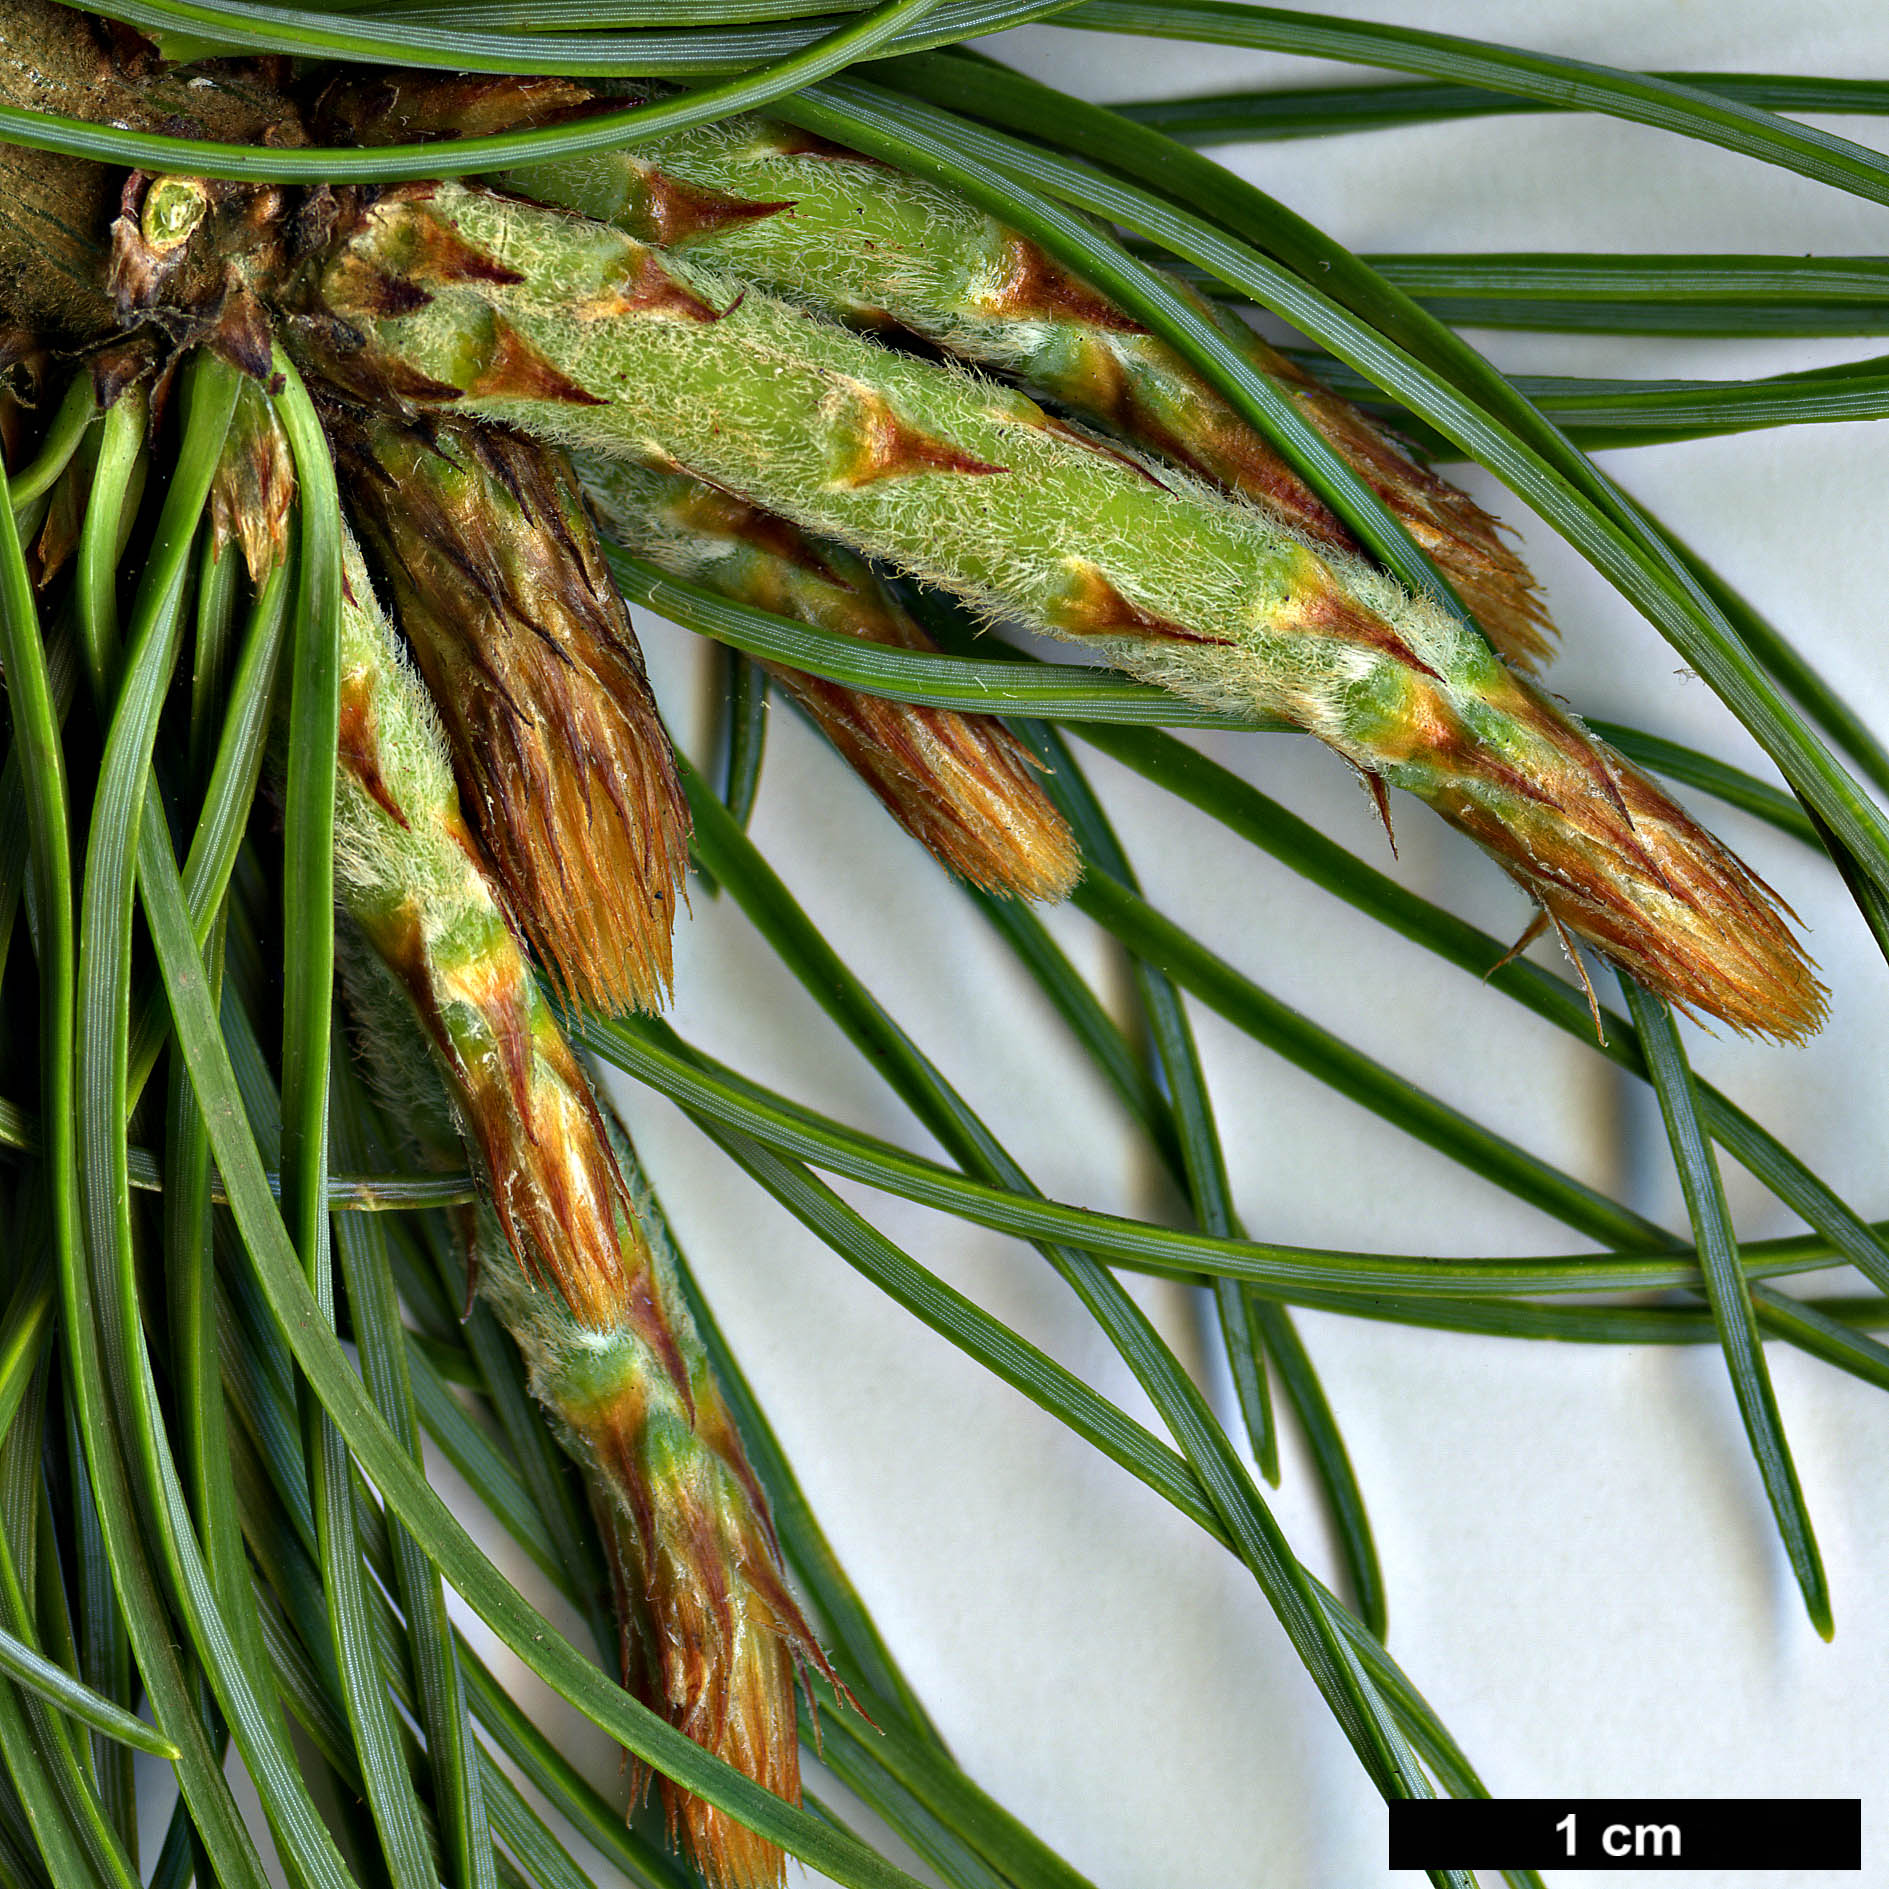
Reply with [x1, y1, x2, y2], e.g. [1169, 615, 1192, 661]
[582, 1403, 839, 1889]
[617, 169, 796, 250]
[1286, 370, 1557, 673]
[338, 670, 407, 831]
[585, 249, 732, 326]
[1050, 558, 1229, 648]
[829, 382, 1007, 487]
[1429, 685, 1827, 1042]
[317, 73, 799, 259]
[982, 231, 1148, 336]
[338, 412, 691, 1016]
[464, 314, 607, 407]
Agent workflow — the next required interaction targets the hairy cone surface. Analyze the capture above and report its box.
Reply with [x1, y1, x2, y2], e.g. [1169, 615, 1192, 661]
[334, 535, 830, 1887]
[310, 181, 1823, 1040]
[584, 458, 1081, 901]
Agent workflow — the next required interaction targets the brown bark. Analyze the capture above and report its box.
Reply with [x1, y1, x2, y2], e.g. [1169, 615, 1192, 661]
[0, 0, 290, 338]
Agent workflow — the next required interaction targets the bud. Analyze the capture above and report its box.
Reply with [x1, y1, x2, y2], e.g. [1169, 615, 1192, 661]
[109, 171, 288, 379]
[314, 180, 1822, 1042]
[336, 413, 690, 1015]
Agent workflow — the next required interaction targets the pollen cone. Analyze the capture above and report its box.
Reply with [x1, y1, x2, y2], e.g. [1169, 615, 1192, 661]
[584, 458, 1080, 901]
[336, 410, 689, 1014]
[311, 70, 1553, 670]
[333, 542, 833, 1886]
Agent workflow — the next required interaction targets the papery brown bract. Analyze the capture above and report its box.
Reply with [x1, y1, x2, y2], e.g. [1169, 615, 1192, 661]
[337, 412, 690, 1016]
[210, 376, 295, 583]
[0, 330, 47, 471]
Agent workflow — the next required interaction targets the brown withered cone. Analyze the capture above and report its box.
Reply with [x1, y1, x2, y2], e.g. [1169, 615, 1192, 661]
[335, 410, 691, 1015]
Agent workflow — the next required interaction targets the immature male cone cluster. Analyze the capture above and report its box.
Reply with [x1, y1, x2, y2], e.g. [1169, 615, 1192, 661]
[308, 178, 1825, 1041]
[0, 5, 1824, 1041]
[0, 10, 1837, 1879]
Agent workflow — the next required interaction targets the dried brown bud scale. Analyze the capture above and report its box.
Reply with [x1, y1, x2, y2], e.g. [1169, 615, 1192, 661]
[336, 411, 691, 1016]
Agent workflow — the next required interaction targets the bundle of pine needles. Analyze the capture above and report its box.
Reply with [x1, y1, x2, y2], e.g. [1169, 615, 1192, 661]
[0, 2, 1886, 1885]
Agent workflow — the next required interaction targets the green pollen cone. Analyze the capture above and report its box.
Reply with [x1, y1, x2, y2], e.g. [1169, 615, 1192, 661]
[331, 526, 830, 1889]
[319, 71, 1549, 667]
[306, 180, 1822, 1040]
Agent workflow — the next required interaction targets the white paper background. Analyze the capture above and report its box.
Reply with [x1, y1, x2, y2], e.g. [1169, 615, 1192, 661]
[453, 7, 1889, 1886]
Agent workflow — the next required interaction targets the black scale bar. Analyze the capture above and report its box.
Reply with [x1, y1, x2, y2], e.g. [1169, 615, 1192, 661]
[1389, 1798, 1861, 1871]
